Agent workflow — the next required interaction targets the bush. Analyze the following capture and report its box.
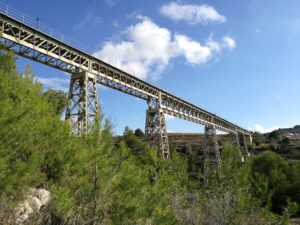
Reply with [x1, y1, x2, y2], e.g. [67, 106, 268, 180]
[250, 151, 300, 215]
[0, 48, 289, 224]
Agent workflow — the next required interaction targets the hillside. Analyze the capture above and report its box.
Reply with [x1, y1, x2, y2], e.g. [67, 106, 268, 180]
[1, 48, 300, 224]
[249, 126, 300, 160]
[278, 125, 300, 136]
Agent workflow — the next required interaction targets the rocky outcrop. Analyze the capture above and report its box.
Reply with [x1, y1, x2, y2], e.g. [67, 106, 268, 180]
[15, 188, 51, 224]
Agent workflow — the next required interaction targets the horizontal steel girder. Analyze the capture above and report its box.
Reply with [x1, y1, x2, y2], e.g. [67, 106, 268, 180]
[0, 13, 251, 136]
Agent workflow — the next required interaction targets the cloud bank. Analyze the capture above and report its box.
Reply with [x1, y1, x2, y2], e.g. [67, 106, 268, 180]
[159, 2, 226, 25]
[252, 124, 279, 133]
[93, 16, 235, 80]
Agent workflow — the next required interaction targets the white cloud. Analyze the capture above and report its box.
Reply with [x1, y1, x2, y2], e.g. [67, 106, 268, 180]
[112, 20, 119, 28]
[174, 34, 218, 64]
[165, 114, 175, 120]
[73, 11, 102, 30]
[159, 2, 226, 25]
[104, 0, 117, 7]
[252, 124, 279, 133]
[222, 36, 236, 49]
[93, 16, 235, 80]
[94, 17, 172, 80]
[37, 76, 70, 92]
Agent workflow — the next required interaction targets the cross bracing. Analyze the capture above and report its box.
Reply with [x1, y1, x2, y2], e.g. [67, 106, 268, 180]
[0, 3, 251, 161]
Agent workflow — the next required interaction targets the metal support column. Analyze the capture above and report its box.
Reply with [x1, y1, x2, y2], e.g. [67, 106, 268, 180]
[65, 71, 99, 136]
[235, 131, 245, 162]
[241, 133, 250, 157]
[145, 92, 170, 160]
[203, 125, 221, 186]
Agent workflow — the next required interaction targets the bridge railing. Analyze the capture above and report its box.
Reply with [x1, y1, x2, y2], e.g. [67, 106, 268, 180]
[0, 2, 251, 135]
[0, 2, 93, 54]
[0, 2, 142, 77]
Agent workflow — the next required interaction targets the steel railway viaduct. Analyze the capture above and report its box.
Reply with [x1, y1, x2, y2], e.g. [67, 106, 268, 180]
[0, 3, 251, 169]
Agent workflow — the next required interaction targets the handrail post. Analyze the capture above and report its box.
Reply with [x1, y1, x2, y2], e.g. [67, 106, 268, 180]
[36, 18, 39, 29]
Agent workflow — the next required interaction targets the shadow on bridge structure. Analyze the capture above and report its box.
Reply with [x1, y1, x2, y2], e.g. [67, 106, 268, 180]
[0, 2, 252, 181]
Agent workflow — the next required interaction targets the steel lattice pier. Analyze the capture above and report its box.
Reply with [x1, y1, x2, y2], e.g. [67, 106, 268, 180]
[0, 4, 252, 163]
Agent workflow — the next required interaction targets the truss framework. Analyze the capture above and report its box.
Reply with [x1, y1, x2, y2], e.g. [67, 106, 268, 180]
[235, 132, 245, 162]
[0, 13, 251, 136]
[0, 8, 254, 164]
[145, 92, 170, 159]
[203, 126, 221, 186]
[65, 71, 99, 136]
[240, 132, 250, 157]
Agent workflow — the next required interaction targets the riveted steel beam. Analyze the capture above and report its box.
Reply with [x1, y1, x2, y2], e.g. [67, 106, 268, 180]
[0, 6, 251, 146]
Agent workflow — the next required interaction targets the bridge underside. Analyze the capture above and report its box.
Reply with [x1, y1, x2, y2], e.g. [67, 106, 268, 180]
[63, 74, 251, 165]
[0, 6, 252, 176]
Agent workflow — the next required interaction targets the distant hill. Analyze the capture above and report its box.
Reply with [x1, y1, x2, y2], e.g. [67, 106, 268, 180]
[276, 125, 300, 137]
[254, 125, 300, 160]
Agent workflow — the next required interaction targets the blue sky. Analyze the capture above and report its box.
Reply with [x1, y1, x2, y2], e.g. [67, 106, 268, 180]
[3, 0, 300, 134]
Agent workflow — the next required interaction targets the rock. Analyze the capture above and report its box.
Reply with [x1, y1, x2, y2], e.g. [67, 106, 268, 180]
[15, 188, 51, 224]
[35, 189, 51, 205]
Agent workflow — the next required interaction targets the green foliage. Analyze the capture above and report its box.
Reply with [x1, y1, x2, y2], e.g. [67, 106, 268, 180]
[43, 89, 69, 116]
[251, 151, 289, 189]
[268, 130, 280, 143]
[1, 55, 45, 195]
[134, 128, 144, 138]
[252, 132, 267, 145]
[0, 50, 188, 224]
[252, 127, 300, 161]
[250, 151, 300, 215]
[172, 145, 283, 225]
[0, 49, 71, 223]
[0, 48, 293, 224]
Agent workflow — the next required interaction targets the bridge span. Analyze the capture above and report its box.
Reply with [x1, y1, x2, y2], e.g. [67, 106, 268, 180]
[0, 3, 251, 165]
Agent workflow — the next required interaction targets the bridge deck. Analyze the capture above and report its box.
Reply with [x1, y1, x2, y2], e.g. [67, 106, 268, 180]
[0, 3, 250, 135]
